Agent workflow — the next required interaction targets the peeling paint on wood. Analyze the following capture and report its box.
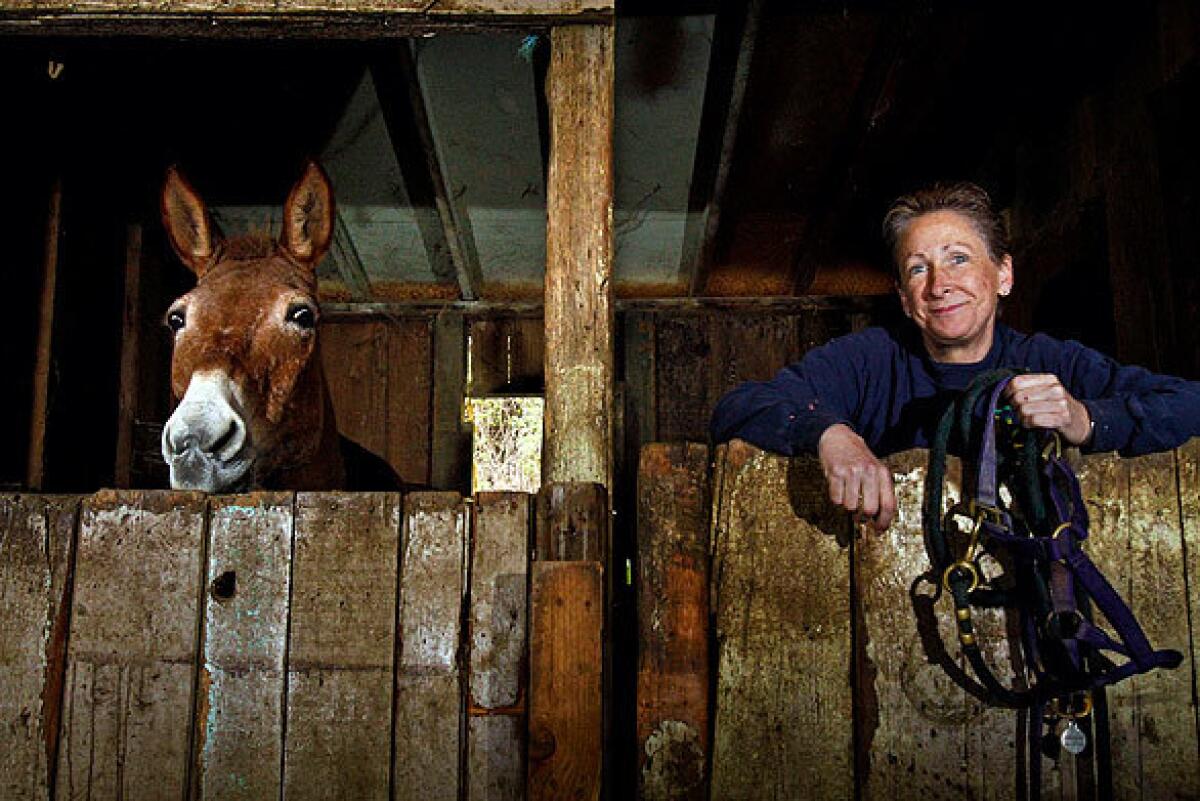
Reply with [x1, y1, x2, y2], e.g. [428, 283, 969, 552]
[636, 443, 709, 801]
[284, 492, 400, 801]
[198, 492, 293, 800]
[395, 492, 466, 801]
[0, 495, 78, 801]
[709, 441, 854, 799]
[56, 490, 206, 801]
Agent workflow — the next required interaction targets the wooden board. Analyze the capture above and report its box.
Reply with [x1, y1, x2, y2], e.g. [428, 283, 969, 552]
[635, 444, 710, 801]
[322, 318, 434, 487]
[653, 316, 710, 444]
[705, 314, 799, 405]
[0, 1, 613, 17]
[527, 561, 603, 801]
[467, 492, 531, 801]
[284, 492, 400, 801]
[394, 492, 467, 801]
[468, 317, 544, 396]
[857, 450, 1024, 799]
[196, 493, 294, 800]
[536, 483, 608, 562]
[431, 309, 470, 493]
[56, 490, 206, 801]
[0, 495, 79, 801]
[1083, 449, 1199, 798]
[543, 23, 615, 487]
[1181, 439, 1200, 793]
[708, 441, 854, 799]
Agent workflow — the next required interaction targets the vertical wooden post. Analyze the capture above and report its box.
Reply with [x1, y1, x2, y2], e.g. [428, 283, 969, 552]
[114, 224, 143, 489]
[27, 178, 63, 490]
[543, 23, 616, 490]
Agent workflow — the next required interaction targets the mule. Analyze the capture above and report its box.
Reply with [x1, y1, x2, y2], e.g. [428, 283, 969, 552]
[159, 162, 400, 492]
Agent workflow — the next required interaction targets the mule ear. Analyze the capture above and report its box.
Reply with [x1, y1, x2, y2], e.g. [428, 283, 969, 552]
[281, 161, 334, 268]
[161, 166, 217, 278]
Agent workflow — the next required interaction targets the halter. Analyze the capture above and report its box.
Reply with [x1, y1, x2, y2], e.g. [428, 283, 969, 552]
[923, 369, 1181, 798]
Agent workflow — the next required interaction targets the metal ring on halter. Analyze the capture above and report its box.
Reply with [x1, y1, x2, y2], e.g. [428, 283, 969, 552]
[942, 561, 980, 594]
[1048, 692, 1093, 720]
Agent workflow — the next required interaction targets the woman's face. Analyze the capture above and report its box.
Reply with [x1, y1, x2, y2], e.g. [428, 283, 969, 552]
[895, 209, 1013, 363]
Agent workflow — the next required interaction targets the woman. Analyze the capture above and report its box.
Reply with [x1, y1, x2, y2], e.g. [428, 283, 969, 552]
[710, 182, 1200, 530]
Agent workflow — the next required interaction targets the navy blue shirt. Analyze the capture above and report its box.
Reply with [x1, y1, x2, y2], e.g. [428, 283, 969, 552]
[710, 322, 1200, 458]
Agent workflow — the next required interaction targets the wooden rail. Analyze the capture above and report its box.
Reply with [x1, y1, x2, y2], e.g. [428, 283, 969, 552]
[0, 487, 605, 801]
[636, 439, 1200, 800]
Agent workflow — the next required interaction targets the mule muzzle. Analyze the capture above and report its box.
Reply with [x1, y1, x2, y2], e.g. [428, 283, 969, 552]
[162, 371, 253, 492]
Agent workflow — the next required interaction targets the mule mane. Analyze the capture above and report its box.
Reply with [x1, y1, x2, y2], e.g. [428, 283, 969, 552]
[220, 230, 277, 262]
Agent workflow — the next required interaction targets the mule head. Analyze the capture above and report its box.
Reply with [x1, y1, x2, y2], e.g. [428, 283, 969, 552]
[160, 162, 336, 492]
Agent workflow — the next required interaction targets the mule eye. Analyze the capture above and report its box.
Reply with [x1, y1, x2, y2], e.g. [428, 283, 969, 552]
[166, 309, 186, 332]
[286, 303, 317, 330]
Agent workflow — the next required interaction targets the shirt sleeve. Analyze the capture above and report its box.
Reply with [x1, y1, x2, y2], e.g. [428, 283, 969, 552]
[1042, 337, 1200, 456]
[709, 332, 871, 456]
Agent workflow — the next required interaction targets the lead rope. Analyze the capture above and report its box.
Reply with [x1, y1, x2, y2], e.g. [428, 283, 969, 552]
[923, 369, 1182, 799]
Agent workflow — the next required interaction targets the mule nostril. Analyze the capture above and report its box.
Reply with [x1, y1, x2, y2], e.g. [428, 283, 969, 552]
[211, 418, 246, 461]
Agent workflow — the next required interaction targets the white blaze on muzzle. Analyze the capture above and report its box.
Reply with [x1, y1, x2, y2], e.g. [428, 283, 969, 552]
[161, 370, 254, 492]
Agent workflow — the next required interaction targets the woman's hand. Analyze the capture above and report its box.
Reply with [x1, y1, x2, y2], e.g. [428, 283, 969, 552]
[1004, 374, 1093, 445]
[817, 424, 897, 531]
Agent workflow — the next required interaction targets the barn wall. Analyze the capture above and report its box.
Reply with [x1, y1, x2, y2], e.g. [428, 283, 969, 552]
[1002, 0, 1200, 378]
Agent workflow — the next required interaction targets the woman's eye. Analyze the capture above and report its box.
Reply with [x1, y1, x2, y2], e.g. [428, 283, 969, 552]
[166, 309, 186, 332]
[908, 264, 927, 277]
[950, 253, 969, 265]
[287, 303, 317, 330]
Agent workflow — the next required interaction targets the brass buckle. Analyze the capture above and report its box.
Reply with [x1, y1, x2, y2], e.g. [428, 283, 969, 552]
[942, 561, 980, 594]
[1047, 692, 1093, 720]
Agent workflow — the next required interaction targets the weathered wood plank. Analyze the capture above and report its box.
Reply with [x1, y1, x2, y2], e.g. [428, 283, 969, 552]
[284, 492, 400, 801]
[56, 490, 206, 801]
[536, 483, 607, 562]
[858, 450, 1023, 799]
[470, 717, 524, 801]
[0, 1, 613, 17]
[653, 316, 710, 443]
[385, 318, 434, 487]
[322, 319, 433, 487]
[197, 493, 293, 801]
[706, 313, 799, 404]
[394, 492, 467, 801]
[466, 492, 530, 801]
[527, 561, 603, 801]
[0, 495, 79, 801]
[1112, 450, 1197, 797]
[431, 310, 470, 493]
[1180, 439, 1200, 785]
[709, 441, 854, 799]
[543, 23, 615, 487]
[635, 444, 709, 801]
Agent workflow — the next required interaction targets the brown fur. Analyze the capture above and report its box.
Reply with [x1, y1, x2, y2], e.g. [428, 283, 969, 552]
[162, 163, 356, 490]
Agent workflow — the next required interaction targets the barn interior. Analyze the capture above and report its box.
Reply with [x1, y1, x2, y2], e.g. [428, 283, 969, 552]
[2, 3, 1198, 796]
[2, 0, 1197, 496]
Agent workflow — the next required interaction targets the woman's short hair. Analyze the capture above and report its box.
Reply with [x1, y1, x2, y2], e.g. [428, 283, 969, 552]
[882, 182, 1009, 267]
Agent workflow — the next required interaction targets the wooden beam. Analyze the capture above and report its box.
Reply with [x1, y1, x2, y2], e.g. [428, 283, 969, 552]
[27, 177, 62, 491]
[536, 482, 608, 562]
[543, 24, 615, 487]
[114, 224, 142, 489]
[330, 213, 373, 301]
[680, 0, 762, 297]
[371, 42, 483, 300]
[0, 2, 615, 37]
